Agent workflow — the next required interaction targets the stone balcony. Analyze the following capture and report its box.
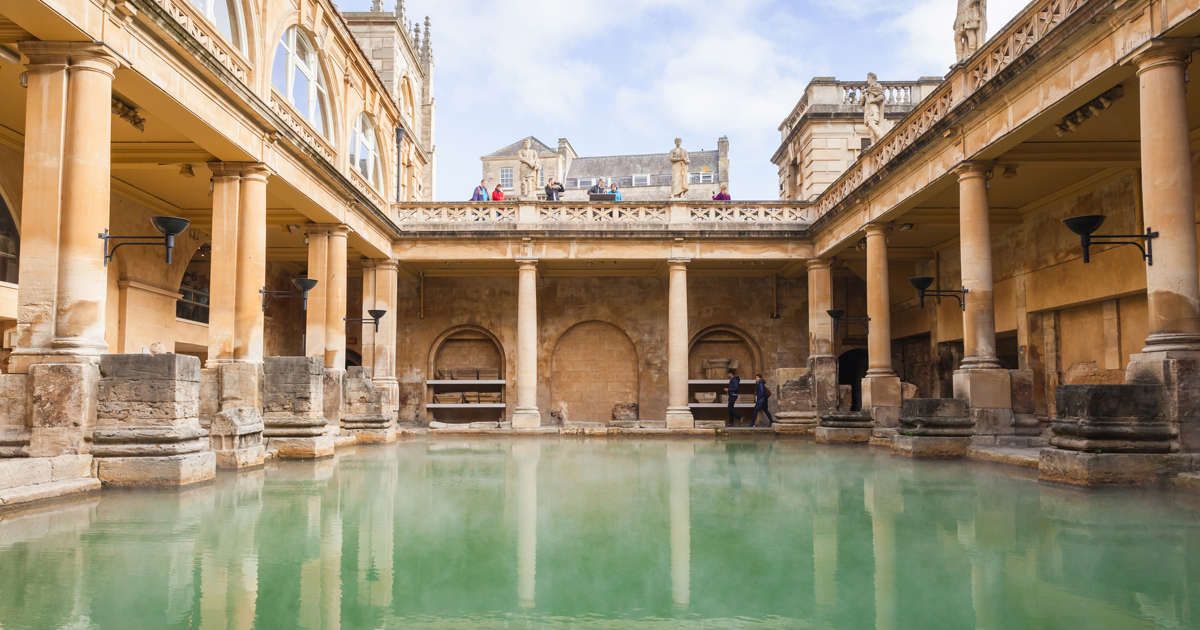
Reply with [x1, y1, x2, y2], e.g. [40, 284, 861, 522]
[391, 201, 815, 236]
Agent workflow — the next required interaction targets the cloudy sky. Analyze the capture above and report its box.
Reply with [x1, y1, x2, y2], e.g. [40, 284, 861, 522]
[335, 0, 1026, 200]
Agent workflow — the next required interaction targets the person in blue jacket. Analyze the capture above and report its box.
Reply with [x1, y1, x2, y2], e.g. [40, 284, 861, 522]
[470, 179, 490, 201]
[726, 368, 741, 426]
[752, 372, 776, 427]
[609, 182, 623, 201]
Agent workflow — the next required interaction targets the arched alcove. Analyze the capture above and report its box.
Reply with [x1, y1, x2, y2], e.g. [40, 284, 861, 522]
[176, 243, 211, 324]
[429, 325, 505, 379]
[688, 325, 762, 380]
[0, 193, 17, 284]
[550, 321, 638, 424]
[838, 348, 868, 412]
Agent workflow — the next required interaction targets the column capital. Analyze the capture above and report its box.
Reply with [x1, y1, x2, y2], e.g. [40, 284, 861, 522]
[806, 258, 832, 271]
[1132, 39, 1199, 74]
[305, 222, 347, 237]
[666, 258, 691, 267]
[954, 161, 992, 180]
[864, 223, 888, 237]
[375, 259, 400, 271]
[19, 41, 121, 71]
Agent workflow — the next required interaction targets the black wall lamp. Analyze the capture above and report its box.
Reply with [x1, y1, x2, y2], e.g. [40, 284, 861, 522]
[99, 216, 191, 266]
[345, 309, 387, 333]
[261, 277, 318, 312]
[1063, 214, 1158, 265]
[827, 308, 870, 338]
[909, 276, 967, 310]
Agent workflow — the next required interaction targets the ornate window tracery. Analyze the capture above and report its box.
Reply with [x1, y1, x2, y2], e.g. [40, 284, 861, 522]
[351, 114, 383, 191]
[186, 0, 245, 51]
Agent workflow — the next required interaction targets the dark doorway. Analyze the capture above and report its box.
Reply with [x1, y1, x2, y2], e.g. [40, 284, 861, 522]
[838, 348, 869, 411]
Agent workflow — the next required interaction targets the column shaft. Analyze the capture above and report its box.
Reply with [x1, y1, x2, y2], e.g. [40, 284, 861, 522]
[233, 166, 269, 361]
[807, 259, 834, 357]
[666, 260, 694, 428]
[1137, 45, 1200, 351]
[360, 262, 377, 375]
[305, 229, 330, 359]
[865, 226, 894, 376]
[13, 45, 68, 355]
[513, 260, 541, 428]
[52, 48, 119, 353]
[958, 164, 1000, 369]
[206, 163, 241, 362]
[373, 261, 400, 414]
[324, 227, 348, 370]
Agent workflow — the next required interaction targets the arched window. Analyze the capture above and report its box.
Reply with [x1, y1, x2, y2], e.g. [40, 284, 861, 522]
[272, 27, 331, 138]
[0, 195, 18, 284]
[351, 114, 383, 190]
[400, 77, 416, 122]
[176, 244, 211, 324]
[187, 0, 245, 51]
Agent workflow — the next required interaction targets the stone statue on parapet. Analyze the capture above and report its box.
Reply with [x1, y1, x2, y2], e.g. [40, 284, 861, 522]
[669, 137, 690, 199]
[517, 138, 541, 200]
[954, 0, 986, 63]
[861, 72, 891, 143]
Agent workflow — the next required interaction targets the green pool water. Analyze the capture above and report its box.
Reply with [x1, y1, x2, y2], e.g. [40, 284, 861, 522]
[1, 438, 1198, 629]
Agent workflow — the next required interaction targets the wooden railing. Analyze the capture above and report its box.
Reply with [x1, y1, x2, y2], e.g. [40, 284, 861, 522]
[392, 201, 813, 229]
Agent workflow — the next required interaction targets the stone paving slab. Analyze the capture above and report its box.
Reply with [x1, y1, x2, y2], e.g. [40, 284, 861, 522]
[0, 478, 101, 510]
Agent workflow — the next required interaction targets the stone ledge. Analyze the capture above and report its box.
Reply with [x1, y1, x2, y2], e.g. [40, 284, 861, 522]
[814, 426, 872, 444]
[1038, 449, 1200, 486]
[95, 452, 216, 487]
[892, 435, 969, 459]
[966, 445, 1041, 469]
[0, 478, 101, 510]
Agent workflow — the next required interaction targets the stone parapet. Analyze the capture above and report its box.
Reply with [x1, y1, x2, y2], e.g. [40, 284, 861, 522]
[92, 354, 215, 487]
[262, 356, 333, 458]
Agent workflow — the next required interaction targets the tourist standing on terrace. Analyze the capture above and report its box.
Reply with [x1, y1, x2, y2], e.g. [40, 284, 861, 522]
[545, 178, 565, 201]
[727, 369, 741, 426]
[471, 180, 490, 201]
[491, 184, 505, 201]
[713, 184, 731, 201]
[609, 182, 623, 201]
[588, 179, 608, 195]
[752, 373, 775, 427]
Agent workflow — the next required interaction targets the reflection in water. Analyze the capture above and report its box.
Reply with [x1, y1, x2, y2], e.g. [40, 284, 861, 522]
[1, 439, 1199, 628]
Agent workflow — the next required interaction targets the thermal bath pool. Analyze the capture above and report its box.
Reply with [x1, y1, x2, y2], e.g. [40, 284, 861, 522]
[1, 438, 1197, 629]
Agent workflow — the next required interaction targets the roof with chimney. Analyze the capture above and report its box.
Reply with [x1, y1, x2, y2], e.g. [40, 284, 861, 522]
[484, 136, 557, 158]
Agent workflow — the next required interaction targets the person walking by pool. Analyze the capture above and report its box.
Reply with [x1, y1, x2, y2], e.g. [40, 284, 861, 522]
[726, 368, 741, 426]
[752, 373, 775, 428]
[471, 179, 490, 201]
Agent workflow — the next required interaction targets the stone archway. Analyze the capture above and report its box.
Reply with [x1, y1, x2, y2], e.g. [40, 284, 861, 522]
[550, 321, 638, 424]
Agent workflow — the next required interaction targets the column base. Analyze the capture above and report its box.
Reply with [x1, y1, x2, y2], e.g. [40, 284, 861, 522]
[512, 408, 542, 430]
[814, 425, 872, 444]
[95, 451, 216, 487]
[862, 374, 901, 429]
[1038, 449, 1200, 486]
[267, 435, 336, 459]
[344, 423, 397, 444]
[892, 435, 970, 459]
[665, 407, 695, 430]
[1140, 333, 1200, 354]
[211, 408, 267, 470]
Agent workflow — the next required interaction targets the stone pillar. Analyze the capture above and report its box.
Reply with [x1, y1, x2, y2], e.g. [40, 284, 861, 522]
[203, 163, 268, 470]
[359, 262, 378, 376]
[513, 441, 540, 608]
[262, 356, 333, 458]
[322, 226, 348, 431]
[372, 261, 400, 414]
[665, 259, 695, 429]
[953, 164, 1013, 440]
[808, 258, 840, 416]
[92, 354, 216, 486]
[667, 441, 693, 609]
[234, 165, 269, 362]
[1135, 43, 1200, 353]
[52, 46, 120, 354]
[304, 227, 330, 360]
[863, 225, 901, 434]
[512, 259, 541, 429]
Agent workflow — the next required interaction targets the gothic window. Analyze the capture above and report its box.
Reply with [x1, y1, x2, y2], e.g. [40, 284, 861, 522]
[187, 0, 245, 51]
[351, 114, 383, 191]
[272, 27, 331, 138]
[499, 168, 513, 190]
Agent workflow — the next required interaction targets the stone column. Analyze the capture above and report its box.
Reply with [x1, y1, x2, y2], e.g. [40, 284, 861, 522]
[512, 259, 541, 429]
[665, 259, 695, 429]
[1134, 43, 1200, 353]
[304, 227, 330, 360]
[52, 46, 121, 354]
[807, 258, 840, 416]
[863, 225, 901, 432]
[953, 164, 1013, 438]
[957, 163, 1000, 370]
[234, 165, 269, 362]
[359, 262, 378, 376]
[206, 163, 242, 363]
[323, 226, 349, 370]
[372, 261, 400, 414]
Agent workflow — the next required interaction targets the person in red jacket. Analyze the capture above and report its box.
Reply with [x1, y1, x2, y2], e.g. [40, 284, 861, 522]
[491, 185, 505, 201]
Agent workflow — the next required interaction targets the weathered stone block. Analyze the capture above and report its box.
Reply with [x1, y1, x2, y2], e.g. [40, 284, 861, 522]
[29, 362, 98, 457]
[814, 426, 872, 444]
[1010, 369, 1035, 414]
[210, 407, 266, 469]
[1050, 383, 1174, 454]
[0, 373, 29, 438]
[611, 403, 639, 422]
[1038, 449, 1200, 486]
[198, 368, 219, 428]
[0, 458, 53, 491]
[775, 367, 815, 414]
[269, 435, 335, 459]
[100, 353, 200, 382]
[953, 369, 1013, 409]
[892, 434, 970, 459]
[94, 451, 215, 487]
[218, 361, 261, 408]
[862, 375, 901, 409]
[323, 368, 344, 426]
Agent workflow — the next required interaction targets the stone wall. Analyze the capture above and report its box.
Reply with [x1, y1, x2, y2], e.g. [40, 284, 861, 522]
[396, 273, 809, 424]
